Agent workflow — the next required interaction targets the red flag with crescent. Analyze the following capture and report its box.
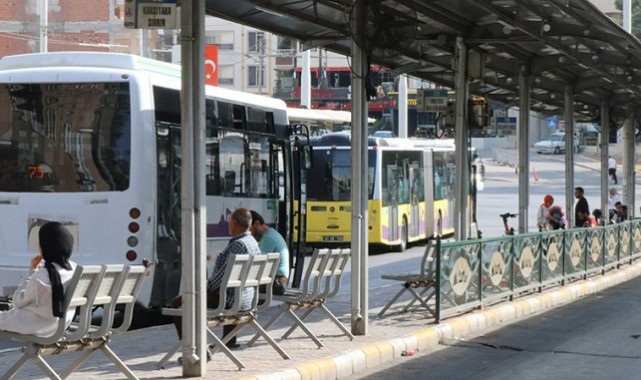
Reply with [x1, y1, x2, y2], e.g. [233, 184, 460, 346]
[205, 44, 218, 86]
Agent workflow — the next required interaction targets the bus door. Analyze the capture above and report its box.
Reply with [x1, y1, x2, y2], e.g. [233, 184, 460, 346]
[154, 122, 182, 308]
[386, 164, 399, 243]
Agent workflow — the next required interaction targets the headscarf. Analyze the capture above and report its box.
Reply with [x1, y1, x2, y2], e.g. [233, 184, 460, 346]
[39, 222, 74, 318]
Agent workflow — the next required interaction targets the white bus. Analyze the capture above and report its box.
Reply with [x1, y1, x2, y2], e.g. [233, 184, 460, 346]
[0, 52, 298, 310]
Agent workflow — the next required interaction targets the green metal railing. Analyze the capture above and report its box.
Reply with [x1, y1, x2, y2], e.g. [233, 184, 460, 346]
[434, 219, 641, 321]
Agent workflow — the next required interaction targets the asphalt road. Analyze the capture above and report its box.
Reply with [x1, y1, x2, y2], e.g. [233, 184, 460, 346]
[348, 271, 641, 380]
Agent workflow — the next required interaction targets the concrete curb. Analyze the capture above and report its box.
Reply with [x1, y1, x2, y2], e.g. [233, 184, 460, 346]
[241, 259, 641, 380]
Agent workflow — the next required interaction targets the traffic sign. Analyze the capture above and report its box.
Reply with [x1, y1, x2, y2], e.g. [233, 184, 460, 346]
[124, 0, 177, 29]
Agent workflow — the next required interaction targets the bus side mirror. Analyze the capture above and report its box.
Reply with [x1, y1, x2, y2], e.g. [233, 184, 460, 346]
[302, 145, 313, 170]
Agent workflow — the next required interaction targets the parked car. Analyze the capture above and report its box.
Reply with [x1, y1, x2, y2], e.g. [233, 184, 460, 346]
[534, 132, 580, 154]
[372, 130, 396, 138]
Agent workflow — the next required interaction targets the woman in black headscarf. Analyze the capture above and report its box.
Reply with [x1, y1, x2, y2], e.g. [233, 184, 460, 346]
[0, 221, 77, 336]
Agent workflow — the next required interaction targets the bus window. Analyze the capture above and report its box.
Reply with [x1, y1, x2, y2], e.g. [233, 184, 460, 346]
[219, 131, 245, 195]
[248, 134, 272, 197]
[0, 82, 131, 192]
[217, 101, 234, 129]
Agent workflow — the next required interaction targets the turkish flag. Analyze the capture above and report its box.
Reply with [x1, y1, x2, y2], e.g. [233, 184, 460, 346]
[205, 44, 218, 86]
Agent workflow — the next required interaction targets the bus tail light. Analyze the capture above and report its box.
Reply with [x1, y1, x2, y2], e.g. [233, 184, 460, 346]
[126, 250, 138, 261]
[129, 208, 141, 219]
[129, 222, 140, 233]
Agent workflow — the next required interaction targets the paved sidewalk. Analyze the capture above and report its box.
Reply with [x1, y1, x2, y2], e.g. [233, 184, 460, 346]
[3, 258, 641, 380]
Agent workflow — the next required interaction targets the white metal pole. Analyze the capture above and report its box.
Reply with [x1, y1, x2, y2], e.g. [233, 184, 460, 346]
[350, 0, 367, 335]
[624, 0, 632, 33]
[518, 65, 530, 233]
[454, 37, 469, 240]
[398, 75, 408, 138]
[180, 0, 207, 375]
[301, 50, 311, 108]
[600, 99, 609, 225]
[564, 84, 575, 228]
[39, 0, 48, 52]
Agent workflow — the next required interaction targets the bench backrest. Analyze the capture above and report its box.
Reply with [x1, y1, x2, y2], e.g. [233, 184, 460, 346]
[321, 248, 351, 299]
[209, 254, 252, 315]
[111, 265, 147, 335]
[294, 248, 331, 299]
[255, 253, 280, 311]
[420, 240, 436, 278]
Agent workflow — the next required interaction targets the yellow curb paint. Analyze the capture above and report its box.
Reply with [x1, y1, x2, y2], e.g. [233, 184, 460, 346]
[361, 345, 382, 368]
[414, 327, 440, 348]
[296, 360, 321, 380]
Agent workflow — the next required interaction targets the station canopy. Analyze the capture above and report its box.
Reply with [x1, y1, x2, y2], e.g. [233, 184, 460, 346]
[205, 0, 641, 123]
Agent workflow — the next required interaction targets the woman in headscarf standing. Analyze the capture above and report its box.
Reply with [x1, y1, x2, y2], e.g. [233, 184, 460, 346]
[0, 221, 77, 336]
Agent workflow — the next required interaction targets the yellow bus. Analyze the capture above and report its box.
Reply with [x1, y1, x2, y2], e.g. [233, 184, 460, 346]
[301, 132, 464, 251]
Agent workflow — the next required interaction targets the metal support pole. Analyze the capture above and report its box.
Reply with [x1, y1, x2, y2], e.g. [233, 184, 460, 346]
[600, 99, 610, 224]
[301, 50, 311, 108]
[350, 0, 367, 335]
[454, 37, 469, 240]
[623, 111, 635, 217]
[39, 0, 48, 52]
[564, 84, 575, 228]
[398, 75, 408, 138]
[518, 65, 530, 233]
[180, 0, 207, 376]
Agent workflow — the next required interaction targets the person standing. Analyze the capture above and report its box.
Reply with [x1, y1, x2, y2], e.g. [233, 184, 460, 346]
[169, 207, 260, 350]
[608, 188, 621, 222]
[537, 194, 555, 231]
[574, 187, 590, 228]
[250, 210, 289, 295]
[608, 156, 618, 184]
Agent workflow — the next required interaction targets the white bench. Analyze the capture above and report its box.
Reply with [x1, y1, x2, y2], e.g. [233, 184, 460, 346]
[248, 248, 354, 349]
[0, 264, 147, 380]
[378, 240, 437, 318]
[158, 253, 289, 370]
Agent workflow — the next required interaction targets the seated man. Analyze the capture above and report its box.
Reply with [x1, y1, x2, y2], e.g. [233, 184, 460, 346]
[249, 210, 289, 295]
[169, 208, 260, 351]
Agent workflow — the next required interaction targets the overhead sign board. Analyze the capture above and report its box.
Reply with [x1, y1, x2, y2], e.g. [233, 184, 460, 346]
[124, 0, 177, 29]
[495, 117, 517, 128]
[417, 89, 449, 112]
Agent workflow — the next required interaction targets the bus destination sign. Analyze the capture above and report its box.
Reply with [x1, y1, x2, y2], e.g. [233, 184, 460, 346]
[124, 0, 177, 30]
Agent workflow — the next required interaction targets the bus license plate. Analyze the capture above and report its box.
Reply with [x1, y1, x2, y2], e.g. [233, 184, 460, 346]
[323, 236, 343, 242]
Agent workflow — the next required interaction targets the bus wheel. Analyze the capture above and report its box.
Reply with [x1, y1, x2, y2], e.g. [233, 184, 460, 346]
[393, 219, 408, 252]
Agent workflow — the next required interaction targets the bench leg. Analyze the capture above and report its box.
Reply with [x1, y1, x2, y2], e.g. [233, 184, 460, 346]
[207, 328, 245, 370]
[59, 348, 97, 379]
[248, 320, 291, 359]
[247, 303, 287, 346]
[1, 346, 59, 380]
[403, 287, 435, 315]
[99, 344, 140, 380]
[377, 286, 410, 318]
[317, 303, 355, 340]
[156, 340, 182, 369]
[279, 309, 324, 348]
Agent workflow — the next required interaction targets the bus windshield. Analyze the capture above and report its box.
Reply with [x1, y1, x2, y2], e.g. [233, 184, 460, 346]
[307, 148, 375, 201]
[0, 82, 131, 192]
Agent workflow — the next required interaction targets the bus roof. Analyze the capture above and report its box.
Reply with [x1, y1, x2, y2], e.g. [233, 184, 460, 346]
[309, 132, 452, 148]
[287, 108, 375, 124]
[0, 52, 287, 111]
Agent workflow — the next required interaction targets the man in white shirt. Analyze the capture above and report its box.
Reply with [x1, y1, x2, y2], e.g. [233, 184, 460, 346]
[608, 188, 621, 222]
[608, 156, 618, 184]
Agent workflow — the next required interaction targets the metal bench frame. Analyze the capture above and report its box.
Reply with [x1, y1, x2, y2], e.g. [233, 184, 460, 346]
[158, 253, 289, 370]
[248, 248, 354, 348]
[378, 240, 437, 318]
[0, 264, 147, 380]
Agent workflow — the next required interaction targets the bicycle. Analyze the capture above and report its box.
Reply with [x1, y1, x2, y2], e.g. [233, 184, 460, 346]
[500, 212, 517, 235]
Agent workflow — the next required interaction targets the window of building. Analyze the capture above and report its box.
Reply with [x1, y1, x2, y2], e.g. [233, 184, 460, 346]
[218, 65, 234, 85]
[248, 31, 265, 53]
[248, 65, 265, 88]
[205, 31, 234, 50]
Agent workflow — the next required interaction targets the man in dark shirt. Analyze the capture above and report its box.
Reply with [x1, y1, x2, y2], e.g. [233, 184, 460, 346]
[574, 187, 590, 227]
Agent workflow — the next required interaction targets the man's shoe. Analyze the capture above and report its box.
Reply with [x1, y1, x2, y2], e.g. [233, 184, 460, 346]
[226, 342, 241, 349]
